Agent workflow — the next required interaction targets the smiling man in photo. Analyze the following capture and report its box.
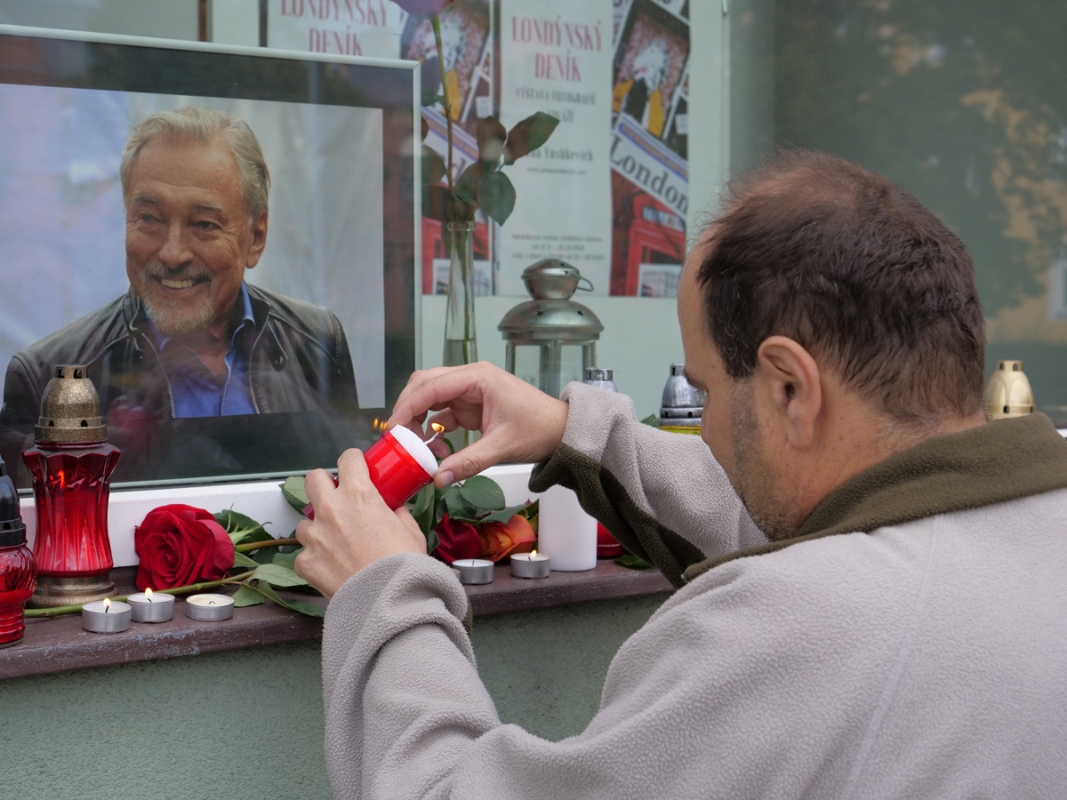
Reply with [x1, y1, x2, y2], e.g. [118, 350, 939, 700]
[0, 107, 358, 476]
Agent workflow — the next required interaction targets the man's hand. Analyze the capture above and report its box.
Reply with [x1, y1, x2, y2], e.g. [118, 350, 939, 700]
[293, 449, 427, 599]
[389, 362, 569, 487]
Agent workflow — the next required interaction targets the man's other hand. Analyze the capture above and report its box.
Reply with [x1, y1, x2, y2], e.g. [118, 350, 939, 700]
[388, 362, 569, 487]
[294, 449, 427, 598]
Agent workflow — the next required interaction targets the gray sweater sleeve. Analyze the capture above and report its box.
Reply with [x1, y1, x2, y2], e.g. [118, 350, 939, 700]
[530, 383, 766, 586]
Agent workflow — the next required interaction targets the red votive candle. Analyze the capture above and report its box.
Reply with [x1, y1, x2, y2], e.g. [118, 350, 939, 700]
[305, 426, 439, 518]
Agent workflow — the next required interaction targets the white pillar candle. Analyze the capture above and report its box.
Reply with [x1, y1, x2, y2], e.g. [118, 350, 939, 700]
[185, 593, 235, 621]
[127, 589, 175, 623]
[537, 484, 597, 571]
[452, 558, 494, 585]
[510, 551, 551, 579]
[82, 599, 131, 633]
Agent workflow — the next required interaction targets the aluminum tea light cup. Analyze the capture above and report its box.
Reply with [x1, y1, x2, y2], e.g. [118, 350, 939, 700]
[510, 551, 551, 579]
[82, 598, 131, 633]
[127, 588, 175, 623]
[185, 593, 235, 621]
[453, 559, 494, 585]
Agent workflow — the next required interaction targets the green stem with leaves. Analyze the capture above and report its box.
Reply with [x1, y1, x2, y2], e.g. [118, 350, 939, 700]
[24, 538, 300, 618]
[431, 14, 455, 197]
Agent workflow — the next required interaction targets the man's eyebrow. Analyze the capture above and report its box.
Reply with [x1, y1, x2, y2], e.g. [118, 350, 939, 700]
[194, 203, 224, 214]
[130, 193, 159, 206]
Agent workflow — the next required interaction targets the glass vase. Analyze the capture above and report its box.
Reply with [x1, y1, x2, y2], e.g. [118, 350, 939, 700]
[442, 220, 478, 367]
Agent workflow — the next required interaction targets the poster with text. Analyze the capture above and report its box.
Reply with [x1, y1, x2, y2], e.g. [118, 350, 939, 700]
[496, 0, 614, 296]
[610, 0, 690, 297]
[268, 0, 406, 57]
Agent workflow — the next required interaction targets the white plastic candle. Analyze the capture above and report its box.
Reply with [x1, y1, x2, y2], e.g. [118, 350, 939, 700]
[128, 588, 175, 623]
[185, 593, 235, 621]
[537, 484, 597, 571]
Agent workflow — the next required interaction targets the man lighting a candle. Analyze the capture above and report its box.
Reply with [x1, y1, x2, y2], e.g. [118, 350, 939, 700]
[0, 107, 358, 481]
[294, 151, 1067, 798]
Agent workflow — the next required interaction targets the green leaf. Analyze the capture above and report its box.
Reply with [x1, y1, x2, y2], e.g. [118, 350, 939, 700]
[426, 528, 439, 555]
[615, 554, 652, 570]
[477, 170, 516, 226]
[271, 548, 301, 570]
[254, 581, 325, 618]
[422, 144, 447, 187]
[516, 499, 539, 520]
[454, 162, 482, 207]
[281, 476, 310, 514]
[479, 503, 528, 524]
[476, 115, 507, 164]
[459, 475, 506, 511]
[424, 184, 451, 224]
[233, 551, 259, 569]
[216, 509, 274, 546]
[421, 86, 442, 107]
[639, 413, 659, 428]
[232, 585, 266, 607]
[504, 111, 560, 164]
[251, 562, 309, 588]
[412, 483, 437, 537]
[421, 114, 429, 142]
[443, 484, 479, 521]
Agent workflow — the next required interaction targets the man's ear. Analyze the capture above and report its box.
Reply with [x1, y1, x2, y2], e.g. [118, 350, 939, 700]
[246, 211, 268, 268]
[753, 336, 822, 450]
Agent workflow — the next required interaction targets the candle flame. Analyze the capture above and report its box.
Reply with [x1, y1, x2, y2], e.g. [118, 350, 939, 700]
[145, 587, 154, 602]
[372, 417, 388, 432]
[530, 549, 537, 557]
[427, 421, 446, 444]
[103, 597, 111, 613]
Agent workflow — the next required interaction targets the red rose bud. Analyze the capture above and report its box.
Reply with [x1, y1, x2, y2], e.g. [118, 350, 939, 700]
[478, 514, 536, 562]
[433, 514, 482, 565]
[134, 504, 236, 591]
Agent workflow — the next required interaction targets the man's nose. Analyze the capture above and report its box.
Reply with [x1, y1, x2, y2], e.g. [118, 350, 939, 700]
[157, 222, 193, 268]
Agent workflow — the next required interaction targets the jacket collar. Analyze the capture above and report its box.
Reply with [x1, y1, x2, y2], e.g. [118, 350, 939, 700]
[683, 413, 1067, 582]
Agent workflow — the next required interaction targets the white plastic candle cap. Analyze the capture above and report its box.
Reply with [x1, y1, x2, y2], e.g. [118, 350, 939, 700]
[387, 425, 439, 478]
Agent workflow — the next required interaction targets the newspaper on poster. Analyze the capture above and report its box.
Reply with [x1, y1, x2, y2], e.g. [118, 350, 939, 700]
[610, 0, 690, 297]
[268, 0, 406, 56]
[496, 0, 614, 296]
[268, 0, 496, 295]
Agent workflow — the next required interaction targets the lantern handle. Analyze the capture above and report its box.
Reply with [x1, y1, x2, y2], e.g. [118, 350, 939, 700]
[576, 277, 594, 292]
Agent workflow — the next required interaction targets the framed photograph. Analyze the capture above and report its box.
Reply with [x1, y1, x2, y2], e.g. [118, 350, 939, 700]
[0, 25, 420, 488]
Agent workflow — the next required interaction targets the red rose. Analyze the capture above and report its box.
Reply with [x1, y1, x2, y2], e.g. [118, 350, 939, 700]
[478, 514, 536, 562]
[134, 504, 235, 590]
[433, 513, 482, 564]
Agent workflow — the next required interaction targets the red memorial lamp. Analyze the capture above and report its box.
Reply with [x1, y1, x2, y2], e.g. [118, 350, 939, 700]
[0, 455, 36, 647]
[23, 365, 121, 607]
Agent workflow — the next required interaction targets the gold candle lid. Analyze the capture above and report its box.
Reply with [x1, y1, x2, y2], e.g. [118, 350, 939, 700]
[35, 365, 107, 443]
[984, 360, 1035, 420]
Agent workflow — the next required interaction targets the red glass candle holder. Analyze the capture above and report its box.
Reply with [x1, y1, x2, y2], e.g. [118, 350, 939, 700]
[596, 522, 624, 558]
[305, 426, 438, 518]
[23, 365, 120, 607]
[0, 459, 35, 648]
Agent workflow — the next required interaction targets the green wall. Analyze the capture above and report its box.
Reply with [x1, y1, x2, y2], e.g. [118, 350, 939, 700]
[0, 594, 666, 800]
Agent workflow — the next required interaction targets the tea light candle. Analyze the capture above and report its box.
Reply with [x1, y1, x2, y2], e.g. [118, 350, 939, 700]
[453, 558, 494, 585]
[185, 593, 234, 621]
[127, 588, 175, 623]
[304, 424, 441, 518]
[82, 597, 131, 633]
[510, 550, 551, 579]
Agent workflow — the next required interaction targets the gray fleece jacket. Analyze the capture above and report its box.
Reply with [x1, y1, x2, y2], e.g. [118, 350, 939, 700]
[321, 384, 1067, 799]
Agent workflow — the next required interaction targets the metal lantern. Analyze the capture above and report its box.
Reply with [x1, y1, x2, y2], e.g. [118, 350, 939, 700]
[659, 363, 706, 435]
[984, 359, 1035, 420]
[499, 260, 604, 399]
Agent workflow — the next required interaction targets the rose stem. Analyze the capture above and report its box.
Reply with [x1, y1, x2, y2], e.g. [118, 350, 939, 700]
[234, 538, 298, 554]
[23, 570, 258, 618]
[431, 14, 455, 197]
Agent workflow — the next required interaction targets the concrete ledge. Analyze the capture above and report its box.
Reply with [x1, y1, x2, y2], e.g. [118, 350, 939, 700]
[0, 561, 672, 680]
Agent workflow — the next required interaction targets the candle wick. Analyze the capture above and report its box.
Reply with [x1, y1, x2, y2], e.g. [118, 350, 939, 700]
[104, 604, 109, 614]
